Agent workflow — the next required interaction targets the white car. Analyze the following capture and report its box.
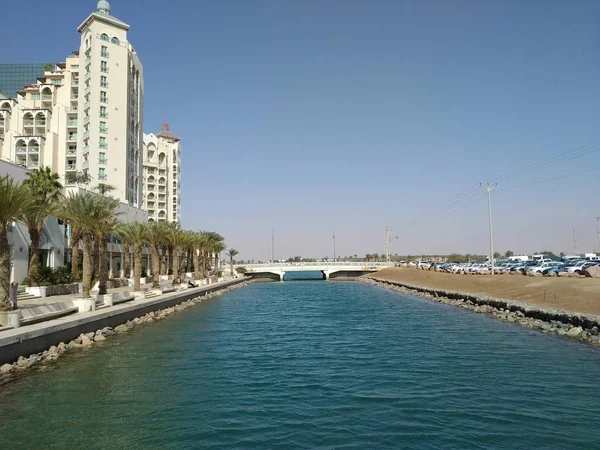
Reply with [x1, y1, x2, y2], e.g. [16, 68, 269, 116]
[417, 261, 432, 269]
[527, 261, 559, 273]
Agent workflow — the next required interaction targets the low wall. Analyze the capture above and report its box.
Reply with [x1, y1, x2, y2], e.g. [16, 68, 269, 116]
[0, 278, 247, 366]
[45, 283, 80, 296]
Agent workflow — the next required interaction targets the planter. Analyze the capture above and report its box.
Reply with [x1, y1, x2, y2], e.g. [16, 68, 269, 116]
[72, 298, 96, 313]
[78, 283, 83, 294]
[28, 286, 48, 298]
[139, 277, 147, 285]
[98, 293, 114, 307]
[0, 310, 21, 328]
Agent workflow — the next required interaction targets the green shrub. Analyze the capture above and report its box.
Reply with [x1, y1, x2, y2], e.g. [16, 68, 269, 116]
[37, 266, 73, 286]
[235, 267, 247, 274]
[21, 277, 30, 286]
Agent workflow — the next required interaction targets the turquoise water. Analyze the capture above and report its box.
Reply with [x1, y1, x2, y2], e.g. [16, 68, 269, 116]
[1, 281, 600, 449]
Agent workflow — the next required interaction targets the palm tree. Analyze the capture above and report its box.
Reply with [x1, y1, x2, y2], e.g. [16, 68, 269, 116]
[92, 197, 120, 295]
[193, 231, 207, 280]
[70, 224, 80, 281]
[116, 222, 147, 291]
[21, 167, 63, 286]
[145, 221, 166, 288]
[226, 248, 239, 276]
[0, 176, 34, 310]
[59, 193, 108, 298]
[212, 241, 227, 277]
[122, 238, 131, 278]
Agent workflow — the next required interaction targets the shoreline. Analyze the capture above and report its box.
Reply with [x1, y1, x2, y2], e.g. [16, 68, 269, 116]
[360, 276, 600, 347]
[0, 279, 250, 385]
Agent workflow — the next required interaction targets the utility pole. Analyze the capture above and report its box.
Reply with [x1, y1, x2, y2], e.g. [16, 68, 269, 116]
[596, 217, 600, 252]
[333, 228, 336, 261]
[481, 183, 496, 276]
[572, 230, 578, 255]
[385, 226, 398, 264]
[271, 228, 275, 263]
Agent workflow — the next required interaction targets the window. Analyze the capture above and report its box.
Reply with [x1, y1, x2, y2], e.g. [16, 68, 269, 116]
[100, 61, 108, 73]
[99, 152, 106, 164]
[99, 137, 107, 149]
[111, 37, 120, 45]
[98, 168, 106, 180]
[31, 93, 40, 100]
[101, 45, 108, 58]
[99, 121, 107, 133]
[100, 33, 109, 41]
[100, 91, 107, 103]
[100, 106, 107, 118]
[100, 76, 108, 88]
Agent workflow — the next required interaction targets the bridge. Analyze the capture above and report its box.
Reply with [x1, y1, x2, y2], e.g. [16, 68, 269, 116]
[237, 262, 393, 281]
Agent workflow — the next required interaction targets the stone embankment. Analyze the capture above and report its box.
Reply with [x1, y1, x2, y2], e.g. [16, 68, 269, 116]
[361, 276, 600, 347]
[0, 281, 249, 385]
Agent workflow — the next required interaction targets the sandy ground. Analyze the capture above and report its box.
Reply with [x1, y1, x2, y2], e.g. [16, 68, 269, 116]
[370, 268, 600, 316]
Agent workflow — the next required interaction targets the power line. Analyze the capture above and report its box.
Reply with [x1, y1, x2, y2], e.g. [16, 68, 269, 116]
[497, 167, 600, 192]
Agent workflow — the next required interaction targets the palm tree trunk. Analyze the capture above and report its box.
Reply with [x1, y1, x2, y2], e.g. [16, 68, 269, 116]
[28, 226, 41, 286]
[168, 245, 174, 275]
[98, 238, 109, 295]
[172, 248, 179, 284]
[92, 241, 99, 279]
[82, 231, 92, 298]
[71, 226, 80, 282]
[230, 256, 234, 276]
[123, 241, 131, 278]
[133, 243, 142, 292]
[152, 245, 160, 288]
[193, 249, 200, 280]
[0, 225, 13, 311]
[201, 250, 207, 278]
[214, 254, 219, 277]
[160, 245, 167, 275]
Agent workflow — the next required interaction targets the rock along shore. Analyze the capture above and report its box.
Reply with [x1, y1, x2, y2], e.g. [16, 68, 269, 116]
[0, 281, 250, 385]
[360, 276, 600, 347]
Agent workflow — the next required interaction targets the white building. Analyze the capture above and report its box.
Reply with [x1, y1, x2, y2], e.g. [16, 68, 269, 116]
[0, 0, 144, 207]
[142, 123, 182, 223]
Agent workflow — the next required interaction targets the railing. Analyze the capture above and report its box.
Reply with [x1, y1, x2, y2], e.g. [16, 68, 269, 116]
[67, 148, 77, 155]
[84, 101, 90, 109]
[101, 51, 109, 58]
[67, 106, 78, 112]
[98, 158, 107, 164]
[99, 142, 107, 149]
[99, 127, 108, 133]
[66, 165, 76, 171]
[28, 161, 39, 168]
[100, 82, 109, 88]
[16, 147, 27, 153]
[84, 86, 91, 94]
[67, 120, 78, 127]
[82, 146, 89, 153]
[98, 173, 107, 181]
[28, 147, 40, 153]
[100, 67, 109, 73]
[70, 95, 78, 101]
[99, 112, 108, 118]
[42, 95, 52, 101]
[23, 120, 34, 126]
[72, 79, 79, 85]
[67, 134, 77, 141]
[100, 97, 108, 103]
[85, 57, 91, 65]
[83, 131, 89, 138]
[82, 161, 89, 168]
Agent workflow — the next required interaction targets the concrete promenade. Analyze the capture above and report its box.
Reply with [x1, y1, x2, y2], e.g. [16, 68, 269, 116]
[0, 277, 248, 366]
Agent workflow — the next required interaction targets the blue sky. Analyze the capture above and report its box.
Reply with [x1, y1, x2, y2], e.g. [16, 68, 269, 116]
[3, 0, 600, 259]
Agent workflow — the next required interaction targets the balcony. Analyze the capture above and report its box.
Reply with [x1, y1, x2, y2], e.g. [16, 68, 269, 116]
[99, 127, 108, 134]
[99, 157, 107, 165]
[84, 116, 90, 124]
[23, 120, 34, 126]
[99, 112, 108, 118]
[84, 101, 90, 109]
[28, 146, 39, 153]
[100, 82, 109, 88]
[99, 97, 108, 103]
[72, 79, 79, 86]
[101, 51, 109, 58]
[84, 86, 91, 94]
[82, 146, 89, 154]
[83, 130, 89, 138]
[42, 95, 52, 101]
[67, 120, 78, 127]
[28, 160, 40, 168]
[98, 173, 107, 181]
[66, 164, 77, 171]
[85, 57, 91, 65]
[82, 160, 89, 169]
[70, 95, 78, 102]
[67, 134, 77, 141]
[100, 67, 109, 74]
[99, 142, 107, 149]
[67, 106, 78, 113]
[16, 146, 27, 153]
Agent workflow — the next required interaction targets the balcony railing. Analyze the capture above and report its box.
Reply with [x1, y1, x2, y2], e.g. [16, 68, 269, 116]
[85, 57, 91, 65]
[84, 101, 90, 109]
[84, 116, 90, 124]
[28, 147, 40, 153]
[100, 82, 109, 88]
[16, 147, 27, 153]
[67, 148, 77, 155]
[82, 161, 89, 169]
[99, 158, 107, 165]
[83, 131, 89, 138]
[99, 142, 107, 149]
[23, 120, 34, 126]
[72, 79, 79, 86]
[67, 106, 78, 112]
[99, 127, 108, 133]
[82, 146, 89, 153]
[28, 161, 39, 168]
[66, 165, 76, 171]
[84, 86, 91, 94]
[67, 134, 77, 141]
[99, 97, 108, 103]
[100, 67, 109, 73]
[98, 173, 107, 181]
[101, 51, 109, 58]
[67, 120, 78, 127]
[99, 112, 108, 118]
[42, 95, 52, 101]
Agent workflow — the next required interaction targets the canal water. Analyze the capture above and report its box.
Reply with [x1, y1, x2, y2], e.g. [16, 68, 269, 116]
[1, 280, 600, 449]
